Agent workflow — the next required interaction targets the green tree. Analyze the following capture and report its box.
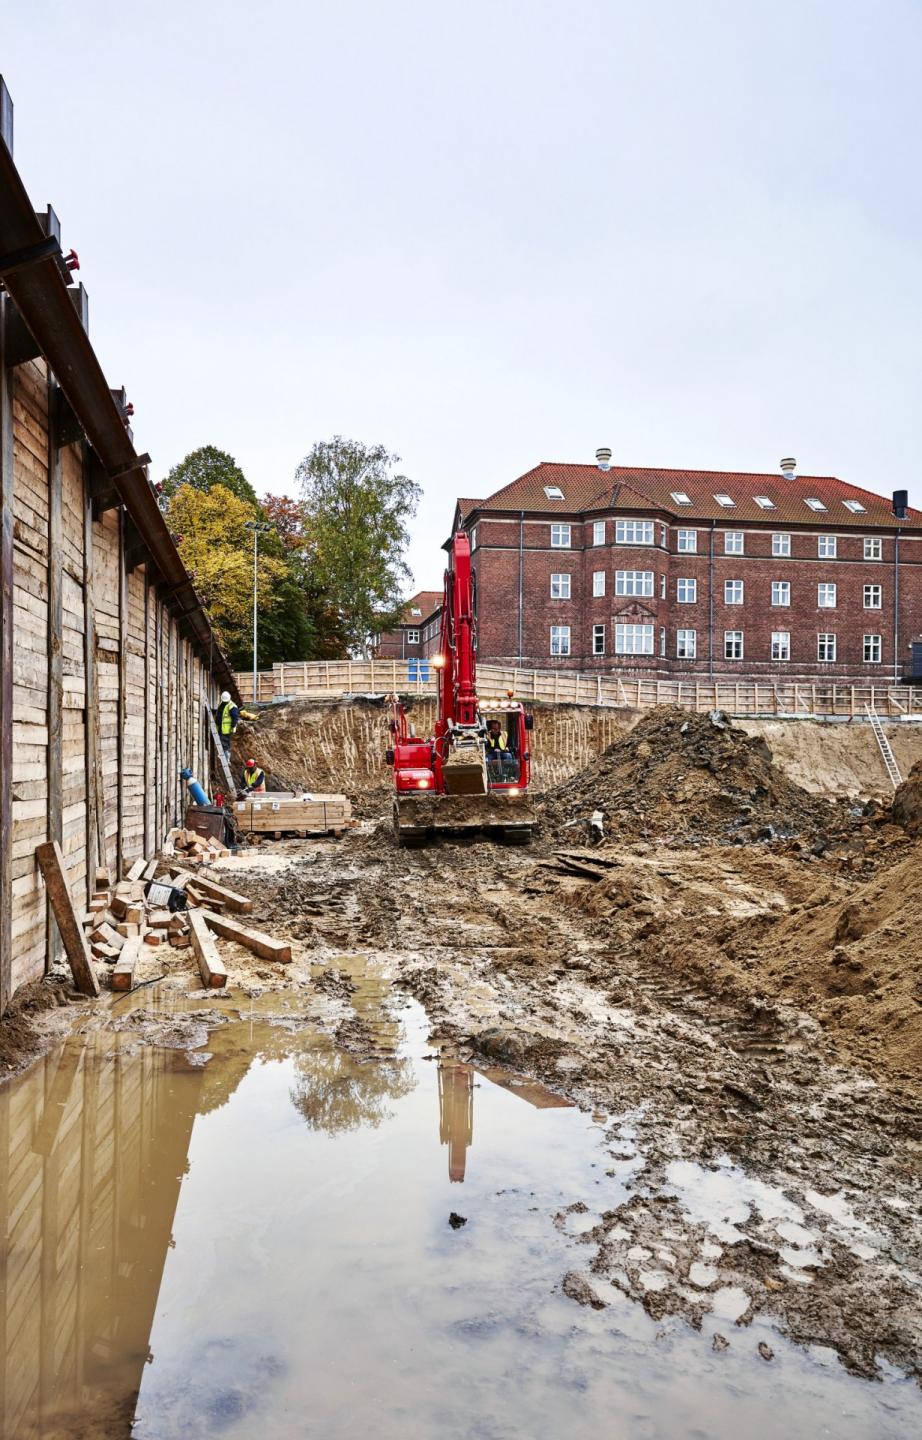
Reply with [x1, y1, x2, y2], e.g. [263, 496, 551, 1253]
[295, 438, 421, 654]
[162, 444, 258, 505]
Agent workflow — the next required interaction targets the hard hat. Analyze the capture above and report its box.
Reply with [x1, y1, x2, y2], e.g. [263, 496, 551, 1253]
[220, 690, 231, 703]
[246, 758, 256, 767]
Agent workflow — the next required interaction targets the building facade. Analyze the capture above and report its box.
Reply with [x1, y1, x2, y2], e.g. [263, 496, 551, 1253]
[374, 590, 442, 662]
[453, 460, 922, 683]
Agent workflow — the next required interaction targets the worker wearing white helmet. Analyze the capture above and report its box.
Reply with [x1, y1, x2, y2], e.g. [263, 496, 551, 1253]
[215, 690, 240, 757]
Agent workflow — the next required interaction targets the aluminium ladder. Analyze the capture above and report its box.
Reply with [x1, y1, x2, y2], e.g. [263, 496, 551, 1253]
[865, 703, 903, 790]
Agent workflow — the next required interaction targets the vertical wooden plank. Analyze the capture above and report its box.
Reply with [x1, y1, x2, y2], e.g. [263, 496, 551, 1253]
[143, 572, 151, 857]
[46, 383, 65, 968]
[117, 509, 128, 878]
[0, 297, 13, 1014]
[83, 467, 101, 904]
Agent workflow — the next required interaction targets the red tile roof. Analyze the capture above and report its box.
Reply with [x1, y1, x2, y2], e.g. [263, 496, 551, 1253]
[399, 590, 442, 624]
[464, 462, 922, 529]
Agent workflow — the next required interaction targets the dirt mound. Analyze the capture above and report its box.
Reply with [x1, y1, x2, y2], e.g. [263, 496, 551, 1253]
[892, 760, 922, 835]
[541, 706, 845, 843]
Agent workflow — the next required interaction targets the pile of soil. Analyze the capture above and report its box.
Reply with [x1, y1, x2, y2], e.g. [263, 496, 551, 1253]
[541, 706, 847, 844]
[891, 760, 922, 836]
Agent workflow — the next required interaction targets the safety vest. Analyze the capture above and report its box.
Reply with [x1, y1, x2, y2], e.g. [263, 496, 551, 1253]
[244, 766, 265, 790]
[218, 701, 236, 736]
[486, 731, 508, 751]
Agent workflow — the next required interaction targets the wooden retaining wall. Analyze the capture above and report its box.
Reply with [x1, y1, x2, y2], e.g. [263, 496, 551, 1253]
[0, 345, 222, 1008]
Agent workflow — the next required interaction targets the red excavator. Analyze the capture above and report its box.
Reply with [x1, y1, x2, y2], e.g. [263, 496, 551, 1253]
[386, 531, 535, 844]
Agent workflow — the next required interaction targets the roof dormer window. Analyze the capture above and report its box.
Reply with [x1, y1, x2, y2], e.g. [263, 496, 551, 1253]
[714, 494, 736, 507]
[842, 499, 866, 513]
[543, 485, 564, 500]
[670, 491, 692, 505]
[410, 608, 422, 617]
[805, 498, 827, 511]
[754, 496, 775, 509]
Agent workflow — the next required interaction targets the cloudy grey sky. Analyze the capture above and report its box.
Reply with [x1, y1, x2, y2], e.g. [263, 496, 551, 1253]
[4, 1, 921, 589]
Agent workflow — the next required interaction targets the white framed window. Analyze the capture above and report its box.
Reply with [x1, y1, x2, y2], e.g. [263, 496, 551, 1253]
[754, 495, 775, 509]
[659, 626, 666, 656]
[550, 573, 571, 599]
[724, 579, 744, 604]
[724, 531, 744, 555]
[771, 632, 791, 661]
[592, 520, 605, 546]
[843, 499, 866, 513]
[615, 570, 654, 597]
[724, 630, 744, 660]
[714, 494, 736, 508]
[817, 633, 837, 662]
[544, 485, 564, 500]
[470, 526, 478, 550]
[677, 528, 697, 553]
[805, 497, 828, 512]
[771, 580, 790, 607]
[670, 491, 692, 506]
[864, 634, 882, 663]
[818, 535, 837, 558]
[615, 519, 654, 545]
[615, 623, 654, 655]
[864, 584, 882, 609]
[592, 570, 605, 597]
[864, 537, 882, 560]
[660, 572, 666, 599]
[550, 523, 571, 548]
[592, 624, 605, 656]
[659, 524, 667, 547]
[677, 578, 697, 603]
[550, 625, 570, 656]
[676, 628, 697, 659]
[772, 533, 791, 557]
[406, 629, 420, 644]
[818, 583, 837, 608]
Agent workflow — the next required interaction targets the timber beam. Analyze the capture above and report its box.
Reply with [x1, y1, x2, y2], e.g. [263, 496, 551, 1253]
[87, 446, 121, 515]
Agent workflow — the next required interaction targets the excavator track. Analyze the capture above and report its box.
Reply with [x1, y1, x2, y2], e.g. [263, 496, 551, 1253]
[394, 790, 535, 844]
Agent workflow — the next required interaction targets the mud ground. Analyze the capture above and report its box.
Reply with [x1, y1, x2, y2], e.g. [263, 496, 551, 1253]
[7, 703, 922, 1391]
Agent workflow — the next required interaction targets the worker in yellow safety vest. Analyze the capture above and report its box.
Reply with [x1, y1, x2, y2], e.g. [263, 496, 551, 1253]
[485, 718, 514, 781]
[215, 691, 240, 757]
[243, 759, 266, 793]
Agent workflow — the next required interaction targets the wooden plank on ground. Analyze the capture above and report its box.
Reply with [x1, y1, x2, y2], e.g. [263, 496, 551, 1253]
[188, 874, 254, 913]
[201, 908, 292, 962]
[187, 908, 228, 987]
[125, 856, 147, 881]
[35, 841, 100, 996]
[111, 936, 141, 991]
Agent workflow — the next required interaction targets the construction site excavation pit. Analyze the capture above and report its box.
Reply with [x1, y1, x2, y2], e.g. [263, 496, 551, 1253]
[3, 971, 920, 1440]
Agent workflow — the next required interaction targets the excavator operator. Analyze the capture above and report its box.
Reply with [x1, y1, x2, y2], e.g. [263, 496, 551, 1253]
[485, 718, 516, 782]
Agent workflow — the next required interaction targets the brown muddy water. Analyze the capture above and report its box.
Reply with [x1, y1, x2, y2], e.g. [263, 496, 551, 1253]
[1, 980, 920, 1439]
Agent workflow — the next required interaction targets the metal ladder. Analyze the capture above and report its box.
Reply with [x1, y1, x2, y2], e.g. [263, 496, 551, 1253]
[203, 702, 237, 796]
[865, 703, 903, 790]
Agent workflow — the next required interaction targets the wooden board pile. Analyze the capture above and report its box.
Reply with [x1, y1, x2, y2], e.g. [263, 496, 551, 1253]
[233, 792, 351, 838]
[80, 857, 292, 993]
[162, 826, 232, 864]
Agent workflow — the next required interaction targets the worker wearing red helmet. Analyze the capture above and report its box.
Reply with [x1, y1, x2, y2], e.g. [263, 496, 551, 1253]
[242, 758, 266, 793]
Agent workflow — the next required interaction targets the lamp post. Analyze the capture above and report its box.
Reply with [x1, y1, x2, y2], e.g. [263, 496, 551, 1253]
[244, 521, 271, 701]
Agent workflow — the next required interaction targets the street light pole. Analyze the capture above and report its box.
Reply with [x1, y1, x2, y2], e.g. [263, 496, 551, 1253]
[244, 521, 270, 701]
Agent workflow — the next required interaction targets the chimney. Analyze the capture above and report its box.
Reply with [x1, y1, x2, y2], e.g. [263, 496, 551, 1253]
[780, 457, 797, 481]
[893, 489, 908, 520]
[595, 447, 612, 471]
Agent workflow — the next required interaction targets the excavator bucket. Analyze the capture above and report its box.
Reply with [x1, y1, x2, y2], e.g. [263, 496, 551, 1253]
[442, 742, 488, 796]
[393, 788, 535, 844]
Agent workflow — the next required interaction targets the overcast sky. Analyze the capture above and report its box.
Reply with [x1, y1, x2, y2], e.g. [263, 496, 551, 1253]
[4, 1, 921, 590]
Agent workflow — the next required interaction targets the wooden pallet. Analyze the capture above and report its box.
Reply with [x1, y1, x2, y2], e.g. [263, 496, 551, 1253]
[233, 794, 351, 835]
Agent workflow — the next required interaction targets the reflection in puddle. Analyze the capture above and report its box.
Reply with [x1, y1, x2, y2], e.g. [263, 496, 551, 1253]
[0, 986, 919, 1440]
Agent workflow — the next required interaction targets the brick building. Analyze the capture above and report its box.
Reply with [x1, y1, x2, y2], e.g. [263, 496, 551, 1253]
[373, 590, 442, 661]
[450, 458, 922, 682]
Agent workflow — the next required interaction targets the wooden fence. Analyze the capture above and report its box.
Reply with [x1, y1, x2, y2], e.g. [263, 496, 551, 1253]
[235, 659, 922, 720]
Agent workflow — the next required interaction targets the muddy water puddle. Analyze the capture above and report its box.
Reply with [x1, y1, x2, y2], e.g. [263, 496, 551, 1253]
[1, 978, 919, 1439]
